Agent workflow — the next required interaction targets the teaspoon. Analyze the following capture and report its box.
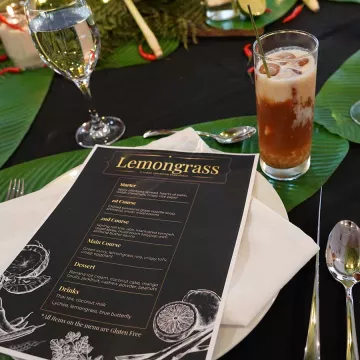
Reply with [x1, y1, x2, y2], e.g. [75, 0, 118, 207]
[143, 126, 256, 145]
[326, 220, 360, 360]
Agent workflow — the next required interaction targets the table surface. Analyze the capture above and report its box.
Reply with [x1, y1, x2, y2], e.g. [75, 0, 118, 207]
[4, 3, 360, 359]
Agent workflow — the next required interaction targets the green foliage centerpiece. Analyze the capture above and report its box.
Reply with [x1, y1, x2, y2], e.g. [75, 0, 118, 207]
[86, 0, 204, 54]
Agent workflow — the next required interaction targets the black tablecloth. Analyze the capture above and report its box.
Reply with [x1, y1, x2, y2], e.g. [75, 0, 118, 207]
[4, 2, 360, 359]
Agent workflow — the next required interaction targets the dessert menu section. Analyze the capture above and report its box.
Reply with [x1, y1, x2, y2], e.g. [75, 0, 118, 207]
[0, 147, 257, 360]
[41, 179, 198, 329]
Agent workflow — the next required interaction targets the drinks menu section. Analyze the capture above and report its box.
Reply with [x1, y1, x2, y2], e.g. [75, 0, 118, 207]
[41, 179, 198, 329]
[0, 147, 257, 360]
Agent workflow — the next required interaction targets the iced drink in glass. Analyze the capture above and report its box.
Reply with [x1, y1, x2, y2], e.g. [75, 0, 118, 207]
[254, 30, 319, 181]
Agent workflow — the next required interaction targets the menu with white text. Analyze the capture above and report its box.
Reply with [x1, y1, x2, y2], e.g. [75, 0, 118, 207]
[0, 147, 257, 360]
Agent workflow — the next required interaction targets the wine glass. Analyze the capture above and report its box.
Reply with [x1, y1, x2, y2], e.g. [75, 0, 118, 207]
[24, 0, 125, 148]
[351, 101, 360, 125]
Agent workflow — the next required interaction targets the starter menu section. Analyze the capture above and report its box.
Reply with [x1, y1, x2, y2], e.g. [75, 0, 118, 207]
[41, 178, 198, 329]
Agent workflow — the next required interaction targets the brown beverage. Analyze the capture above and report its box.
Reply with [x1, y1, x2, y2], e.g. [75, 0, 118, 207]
[256, 48, 316, 174]
[254, 32, 318, 181]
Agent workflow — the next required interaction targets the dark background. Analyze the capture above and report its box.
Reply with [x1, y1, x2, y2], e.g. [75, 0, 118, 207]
[3, 2, 360, 359]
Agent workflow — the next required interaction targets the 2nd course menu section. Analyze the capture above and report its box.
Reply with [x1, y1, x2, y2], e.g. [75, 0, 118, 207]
[0, 147, 257, 360]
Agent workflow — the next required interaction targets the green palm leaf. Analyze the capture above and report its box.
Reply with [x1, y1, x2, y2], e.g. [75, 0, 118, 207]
[0, 61, 53, 168]
[314, 50, 360, 142]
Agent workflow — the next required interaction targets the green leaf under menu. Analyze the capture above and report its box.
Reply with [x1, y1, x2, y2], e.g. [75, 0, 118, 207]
[314, 50, 360, 143]
[206, 0, 297, 30]
[192, 117, 349, 211]
[0, 116, 348, 212]
[0, 355, 11, 360]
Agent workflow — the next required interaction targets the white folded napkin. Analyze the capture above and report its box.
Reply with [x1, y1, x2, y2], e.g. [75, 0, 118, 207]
[222, 196, 318, 325]
[0, 128, 318, 327]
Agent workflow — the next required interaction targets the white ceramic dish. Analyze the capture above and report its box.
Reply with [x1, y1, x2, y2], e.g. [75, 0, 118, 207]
[46, 166, 288, 359]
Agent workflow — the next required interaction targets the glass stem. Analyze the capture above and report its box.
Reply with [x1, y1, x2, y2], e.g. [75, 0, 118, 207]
[75, 77, 103, 131]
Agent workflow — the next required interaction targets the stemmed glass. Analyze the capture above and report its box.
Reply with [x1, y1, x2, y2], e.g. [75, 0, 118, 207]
[25, 0, 125, 148]
[351, 101, 360, 125]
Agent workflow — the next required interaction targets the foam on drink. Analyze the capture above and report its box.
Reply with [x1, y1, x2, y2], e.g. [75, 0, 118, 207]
[256, 47, 316, 104]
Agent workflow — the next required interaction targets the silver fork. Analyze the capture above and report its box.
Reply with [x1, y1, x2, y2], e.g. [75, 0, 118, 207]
[5, 179, 25, 201]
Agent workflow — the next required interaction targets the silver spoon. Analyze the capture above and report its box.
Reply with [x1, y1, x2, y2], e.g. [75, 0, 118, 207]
[143, 126, 256, 145]
[326, 220, 360, 360]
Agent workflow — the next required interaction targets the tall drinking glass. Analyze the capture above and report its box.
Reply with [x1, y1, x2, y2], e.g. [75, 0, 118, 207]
[254, 30, 319, 181]
[25, 0, 125, 148]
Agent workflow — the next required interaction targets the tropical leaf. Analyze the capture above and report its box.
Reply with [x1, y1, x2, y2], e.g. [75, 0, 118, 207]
[191, 117, 349, 211]
[0, 54, 53, 169]
[206, 0, 297, 30]
[314, 50, 360, 143]
[0, 116, 348, 211]
[0, 354, 11, 360]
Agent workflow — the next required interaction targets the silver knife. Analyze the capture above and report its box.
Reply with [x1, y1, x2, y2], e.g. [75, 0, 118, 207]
[303, 187, 322, 360]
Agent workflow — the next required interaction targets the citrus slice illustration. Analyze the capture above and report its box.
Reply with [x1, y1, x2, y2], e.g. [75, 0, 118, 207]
[183, 289, 221, 329]
[153, 301, 198, 342]
[1, 242, 50, 295]
[3, 275, 51, 294]
[4, 242, 49, 279]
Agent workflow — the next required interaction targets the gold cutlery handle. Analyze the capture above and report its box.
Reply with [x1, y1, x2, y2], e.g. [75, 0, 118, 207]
[346, 286, 359, 360]
[303, 253, 320, 360]
[304, 187, 322, 360]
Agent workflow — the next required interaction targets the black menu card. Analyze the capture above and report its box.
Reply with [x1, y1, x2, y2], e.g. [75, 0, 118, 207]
[0, 147, 258, 360]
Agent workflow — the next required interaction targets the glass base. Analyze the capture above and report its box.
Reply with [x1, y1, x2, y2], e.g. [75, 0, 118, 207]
[260, 157, 310, 181]
[350, 100, 360, 125]
[75, 116, 125, 148]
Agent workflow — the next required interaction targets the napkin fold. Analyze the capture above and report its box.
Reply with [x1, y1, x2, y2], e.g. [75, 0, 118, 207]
[223, 196, 317, 325]
[0, 128, 318, 327]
